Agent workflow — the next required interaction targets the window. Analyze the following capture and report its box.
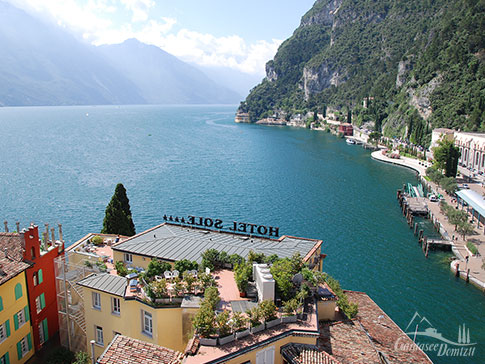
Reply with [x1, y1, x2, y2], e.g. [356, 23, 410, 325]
[0, 320, 10, 343]
[111, 298, 120, 315]
[142, 310, 152, 336]
[92, 292, 101, 309]
[95, 326, 104, 346]
[14, 283, 22, 300]
[35, 294, 46, 313]
[14, 307, 29, 330]
[16, 334, 31, 360]
[256, 346, 275, 364]
[0, 352, 9, 364]
[33, 272, 38, 286]
[124, 253, 133, 263]
[39, 319, 48, 345]
[31, 247, 36, 259]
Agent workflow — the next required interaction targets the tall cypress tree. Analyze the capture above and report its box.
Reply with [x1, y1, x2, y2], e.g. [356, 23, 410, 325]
[101, 183, 136, 236]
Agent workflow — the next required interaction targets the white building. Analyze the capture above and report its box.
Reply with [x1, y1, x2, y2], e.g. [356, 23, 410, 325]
[455, 132, 485, 171]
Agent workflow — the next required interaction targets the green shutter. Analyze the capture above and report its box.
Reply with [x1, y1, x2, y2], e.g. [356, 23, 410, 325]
[0, 296, 3, 311]
[13, 314, 18, 330]
[27, 333, 32, 351]
[42, 319, 49, 341]
[5, 319, 10, 337]
[5, 351, 9, 364]
[38, 270, 43, 284]
[40, 294, 46, 309]
[16, 341, 21, 360]
[24, 306, 30, 323]
[14, 284, 22, 300]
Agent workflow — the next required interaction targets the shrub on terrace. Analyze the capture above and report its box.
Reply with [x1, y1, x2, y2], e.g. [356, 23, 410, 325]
[115, 261, 128, 277]
[174, 259, 198, 274]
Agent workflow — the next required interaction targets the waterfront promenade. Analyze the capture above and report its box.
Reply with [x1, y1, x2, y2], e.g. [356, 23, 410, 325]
[372, 150, 485, 290]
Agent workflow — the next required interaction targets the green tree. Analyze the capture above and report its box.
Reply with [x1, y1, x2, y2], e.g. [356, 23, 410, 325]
[457, 220, 474, 241]
[433, 139, 461, 177]
[368, 131, 381, 147]
[447, 209, 467, 231]
[440, 177, 458, 195]
[101, 183, 136, 236]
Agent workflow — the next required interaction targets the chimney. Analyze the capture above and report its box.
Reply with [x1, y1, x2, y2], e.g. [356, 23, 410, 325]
[16, 222, 20, 233]
[45, 223, 49, 241]
[42, 232, 48, 250]
[51, 228, 56, 244]
[4, 221, 8, 233]
[58, 224, 63, 242]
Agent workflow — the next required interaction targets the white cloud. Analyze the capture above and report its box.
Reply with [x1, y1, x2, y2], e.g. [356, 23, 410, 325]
[120, 0, 155, 22]
[6, 0, 280, 76]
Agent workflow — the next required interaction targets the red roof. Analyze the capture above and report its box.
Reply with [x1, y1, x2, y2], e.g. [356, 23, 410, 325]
[0, 233, 30, 285]
[97, 335, 183, 364]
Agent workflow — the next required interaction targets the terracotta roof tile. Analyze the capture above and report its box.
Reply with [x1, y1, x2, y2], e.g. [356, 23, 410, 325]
[281, 343, 342, 364]
[0, 233, 29, 285]
[97, 335, 183, 364]
[318, 291, 432, 364]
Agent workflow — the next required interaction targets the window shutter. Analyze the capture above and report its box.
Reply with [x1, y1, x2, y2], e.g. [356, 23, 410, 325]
[14, 284, 22, 300]
[16, 341, 21, 360]
[13, 313, 18, 330]
[40, 294, 46, 309]
[38, 269, 43, 284]
[27, 333, 32, 351]
[5, 351, 9, 364]
[0, 296, 3, 311]
[42, 319, 49, 341]
[24, 306, 30, 323]
[5, 319, 10, 337]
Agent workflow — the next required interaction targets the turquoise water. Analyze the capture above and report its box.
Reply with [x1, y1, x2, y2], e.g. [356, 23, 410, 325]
[0, 105, 483, 363]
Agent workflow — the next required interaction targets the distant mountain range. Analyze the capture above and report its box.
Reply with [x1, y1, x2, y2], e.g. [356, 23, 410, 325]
[0, 1, 241, 106]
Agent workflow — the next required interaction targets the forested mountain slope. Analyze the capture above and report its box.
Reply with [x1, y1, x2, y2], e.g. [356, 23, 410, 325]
[240, 0, 485, 146]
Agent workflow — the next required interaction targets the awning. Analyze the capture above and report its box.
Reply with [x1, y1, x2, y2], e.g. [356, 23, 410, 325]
[455, 189, 485, 217]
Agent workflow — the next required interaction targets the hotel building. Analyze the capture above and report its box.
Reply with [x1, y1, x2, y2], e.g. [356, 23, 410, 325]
[57, 221, 431, 364]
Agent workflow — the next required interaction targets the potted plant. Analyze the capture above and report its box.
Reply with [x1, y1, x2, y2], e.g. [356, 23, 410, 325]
[193, 305, 217, 346]
[152, 279, 171, 304]
[170, 277, 185, 304]
[282, 298, 298, 323]
[232, 312, 250, 339]
[183, 271, 196, 294]
[259, 300, 280, 328]
[234, 262, 251, 297]
[247, 307, 264, 334]
[216, 310, 234, 345]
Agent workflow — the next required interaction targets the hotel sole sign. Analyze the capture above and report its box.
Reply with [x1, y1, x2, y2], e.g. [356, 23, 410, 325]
[163, 214, 280, 238]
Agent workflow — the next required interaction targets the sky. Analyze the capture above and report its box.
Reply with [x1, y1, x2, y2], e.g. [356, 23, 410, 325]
[7, 0, 317, 76]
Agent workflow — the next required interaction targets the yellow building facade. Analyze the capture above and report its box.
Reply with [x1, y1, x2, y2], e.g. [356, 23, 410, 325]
[0, 272, 34, 364]
[79, 276, 189, 359]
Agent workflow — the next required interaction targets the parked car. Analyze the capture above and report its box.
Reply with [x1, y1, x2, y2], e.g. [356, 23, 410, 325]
[429, 195, 438, 202]
[462, 183, 470, 189]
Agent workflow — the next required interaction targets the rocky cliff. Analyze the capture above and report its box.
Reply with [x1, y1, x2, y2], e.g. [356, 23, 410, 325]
[240, 0, 485, 146]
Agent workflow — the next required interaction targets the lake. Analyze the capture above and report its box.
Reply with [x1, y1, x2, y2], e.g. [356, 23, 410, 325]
[0, 105, 483, 363]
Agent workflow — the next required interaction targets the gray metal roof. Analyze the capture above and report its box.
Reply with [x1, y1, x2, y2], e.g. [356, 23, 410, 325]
[77, 273, 127, 297]
[113, 223, 321, 263]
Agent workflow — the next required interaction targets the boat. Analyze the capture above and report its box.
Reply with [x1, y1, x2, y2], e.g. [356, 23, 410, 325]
[346, 138, 356, 145]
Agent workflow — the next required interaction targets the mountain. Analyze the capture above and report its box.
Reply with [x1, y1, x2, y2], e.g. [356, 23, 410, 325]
[240, 0, 485, 146]
[98, 39, 241, 104]
[193, 64, 263, 98]
[0, 2, 240, 106]
[0, 1, 143, 106]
